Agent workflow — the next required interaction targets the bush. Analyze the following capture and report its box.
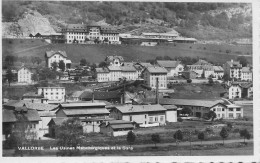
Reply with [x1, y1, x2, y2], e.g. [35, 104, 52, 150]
[233, 128, 240, 133]
[177, 117, 183, 122]
[187, 79, 192, 83]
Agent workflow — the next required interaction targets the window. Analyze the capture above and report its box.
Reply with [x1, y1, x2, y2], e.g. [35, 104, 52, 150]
[236, 108, 241, 111]
[130, 116, 132, 121]
[229, 108, 233, 111]
[149, 117, 153, 122]
[236, 113, 241, 118]
[229, 113, 233, 118]
[222, 108, 225, 111]
[155, 117, 158, 122]
[160, 116, 164, 122]
[145, 115, 147, 118]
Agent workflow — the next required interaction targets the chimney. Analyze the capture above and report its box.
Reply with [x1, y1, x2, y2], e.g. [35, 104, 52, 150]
[155, 77, 159, 104]
[92, 91, 95, 103]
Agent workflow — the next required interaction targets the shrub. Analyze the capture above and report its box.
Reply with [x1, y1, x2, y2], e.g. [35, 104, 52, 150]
[233, 128, 240, 133]
[177, 117, 183, 122]
[187, 79, 192, 83]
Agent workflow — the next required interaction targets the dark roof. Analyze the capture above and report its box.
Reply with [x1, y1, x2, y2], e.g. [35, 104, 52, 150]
[23, 92, 44, 98]
[3, 108, 41, 123]
[66, 24, 86, 29]
[157, 60, 182, 68]
[110, 124, 134, 129]
[47, 117, 67, 126]
[59, 102, 106, 108]
[96, 67, 109, 73]
[45, 51, 67, 58]
[145, 67, 168, 73]
[115, 104, 166, 114]
[162, 105, 177, 110]
[240, 82, 253, 89]
[4, 100, 57, 111]
[226, 60, 242, 67]
[159, 99, 223, 108]
[80, 91, 121, 100]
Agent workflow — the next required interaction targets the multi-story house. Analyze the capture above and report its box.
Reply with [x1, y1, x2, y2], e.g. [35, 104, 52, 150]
[37, 87, 65, 102]
[108, 66, 122, 81]
[109, 104, 168, 126]
[156, 60, 184, 77]
[133, 62, 153, 78]
[142, 66, 168, 89]
[241, 67, 253, 81]
[45, 50, 71, 69]
[17, 66, 35, 84]
[121, 65, 138, 81]
[213, 66, 224, 79]
[228, 82, 253, 99]
[105, 55, 124, 67]
[223, 60, 242, 81]
[160, 98, 243, 119]
[187, 59, 214, 78]
[61, 24, 120, 44]
[96, 67, 110, 82]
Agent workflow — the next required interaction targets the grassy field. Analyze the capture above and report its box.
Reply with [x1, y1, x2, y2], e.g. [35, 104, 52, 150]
[2, 39, 252, 65]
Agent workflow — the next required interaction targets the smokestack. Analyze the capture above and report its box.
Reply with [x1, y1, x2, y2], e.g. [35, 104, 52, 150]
[155, 77, 159, 104]
[92, 91, 94, 103]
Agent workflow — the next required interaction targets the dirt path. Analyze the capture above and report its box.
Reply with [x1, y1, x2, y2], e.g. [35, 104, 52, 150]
[12, 43, 49, 54]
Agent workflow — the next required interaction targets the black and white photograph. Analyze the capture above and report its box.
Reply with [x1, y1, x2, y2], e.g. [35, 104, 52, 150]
[1, 0, 258, 161]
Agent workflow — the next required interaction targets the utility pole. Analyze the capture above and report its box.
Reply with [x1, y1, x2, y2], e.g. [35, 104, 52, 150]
[155, 77, 159, 104]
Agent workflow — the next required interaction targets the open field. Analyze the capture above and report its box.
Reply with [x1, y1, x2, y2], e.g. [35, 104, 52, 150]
[2, 39, 252, 65]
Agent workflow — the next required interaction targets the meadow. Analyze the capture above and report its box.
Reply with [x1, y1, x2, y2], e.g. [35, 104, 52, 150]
[2, 39, 252, 65]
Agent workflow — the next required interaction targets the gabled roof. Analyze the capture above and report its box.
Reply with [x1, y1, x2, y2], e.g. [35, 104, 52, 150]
[96, 67, 109, 73]
[145, 67, 168, 73]
[100, 120, 134, 129]
[45, 50, 67, 58]
[62, 108, 109, 116]
[108, 66, 121, 71]
[59, 102, 106, 108]
[23, 92, 44, 98]
[157, 60, 181, 68]
[18, 65, 35, 73]
[110, 124, 134, 129]
[3, 108, 41, 123]
[120, 65, 137, 72]
[66, 24, 86, 29]
[105, 56, 124, 62]
[159, 99, 223, 108]
[226, 60, 242, 67]
[213, 66, 224, 71]
[242, 67, 252, 73]
[71, 91, 85, 98]
[47, 117, 67, 126]
[4, 100, 57, 111]
[240, 82, 253, 89]
[115, 104, 166, 114]
[162, 105, 177, 110]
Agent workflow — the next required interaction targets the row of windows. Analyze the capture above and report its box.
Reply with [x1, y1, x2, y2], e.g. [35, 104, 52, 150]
[43, 88, 64, 91]
[45, 92, 64, 95]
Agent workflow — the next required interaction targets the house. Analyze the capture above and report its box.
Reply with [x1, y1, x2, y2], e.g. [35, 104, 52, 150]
[109, 104, 168, 126]
[228, 82, 253, 99]
[45, 50, 72, 69]
[156, 60, 184, 77]
[210, 103, 243, 119]
[120, 65, 138, 81]
[22, 92, 44, 103]
[133, 62, 153, 78]
[96, 67, 110, 82]
[55, 102, 110, 119]
[223, 60, 242, 81]
[105, 55, 124, 67]
[162, 105, 178, 122]
[2, 106, 42, 140]
[47, 117, 68, 138]
[241, 67, 252, 81]
[99, 120, 134, 137]
[213, 66, 224, 79]
[187, 59, 214, 78]
[70, 90, 85, 101]
[142, 67, 168, 89]
[108, 66, 122, 81]
[37, 87, 65, 102]
[179, 71, 197, 79]
[81, 117, 114, 133]
[17, 66, 35, 84]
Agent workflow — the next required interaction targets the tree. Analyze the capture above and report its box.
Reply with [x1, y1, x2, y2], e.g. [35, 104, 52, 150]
[207, 110, 217, 121]
[222, 73, 230, 81]
[219, 127, 229, 145]
[6, 69, 13, 87]
[208, 77, 214, 86]
[198, 132, 205, 144]
[237, 56, 248, 67]
[98, 61, 108, 68]
[59, 60, 66, 72]
[239, 129, 251, 143]
[5, 55, 15, 66]
[94, 38, 100, 44]
[56, 118, 83, 156]
[187, 78, 192, 83]
[126, 131, 136, 147]
[151, 134, 160, 148]
[35, 57, 42, 65]
[38, 67, 59, 80]
[31, 57, 37, 65]
[51, 62, 58, 71]
[174, 130, 183, 146]
[31, 73, 38, 82]
[80, 59, 87, 66]
[181, 107, 192, 116]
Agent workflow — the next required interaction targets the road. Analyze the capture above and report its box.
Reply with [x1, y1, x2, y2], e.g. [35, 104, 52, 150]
[132, 138, 253, 148]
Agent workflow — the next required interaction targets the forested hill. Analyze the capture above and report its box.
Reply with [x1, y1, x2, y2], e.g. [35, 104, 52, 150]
[2, 1, 252, 41]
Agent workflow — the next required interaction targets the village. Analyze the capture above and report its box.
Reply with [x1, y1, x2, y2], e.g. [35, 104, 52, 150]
[2, 23, 253, 156]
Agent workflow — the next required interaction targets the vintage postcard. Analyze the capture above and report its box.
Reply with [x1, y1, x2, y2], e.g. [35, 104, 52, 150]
[1, 0, 259, 162]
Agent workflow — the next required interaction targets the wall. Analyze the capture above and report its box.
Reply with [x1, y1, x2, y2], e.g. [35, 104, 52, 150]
[166, 110, 177, 122]
[113, 130, 131, 137]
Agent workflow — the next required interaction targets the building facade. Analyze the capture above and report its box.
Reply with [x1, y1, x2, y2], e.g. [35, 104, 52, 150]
[213, 66, 224, 79]
[142, 67, 168, 89]
[45, 50, 71, 69]
[241, 67, 253, 81]
[156, 60, 184, 77]
[223, 60, 242, 80]
[17, 66, 34, 84]
[37, 87, 66, 102]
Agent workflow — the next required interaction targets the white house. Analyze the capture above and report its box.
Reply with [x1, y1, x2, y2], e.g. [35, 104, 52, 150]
[96, 67, 110, 82]
[187, 60, 214, 78]
[241, 67, 252, 81]
[223, 60, 242, 81]
[228, 83, 242, 99]
[156, 60, 184, 77]
[213, 66, 224, 79]
[210, 103, 243, 119]
[37, 87, 66, 102]
[142, 66, 168, 89]
[17, 66, 35, 84]
[45, 50, 72, 69]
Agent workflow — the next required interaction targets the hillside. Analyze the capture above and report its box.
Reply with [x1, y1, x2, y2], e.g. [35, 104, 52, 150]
[2, 1, 252, 41]
[2, 39, 252, 66]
